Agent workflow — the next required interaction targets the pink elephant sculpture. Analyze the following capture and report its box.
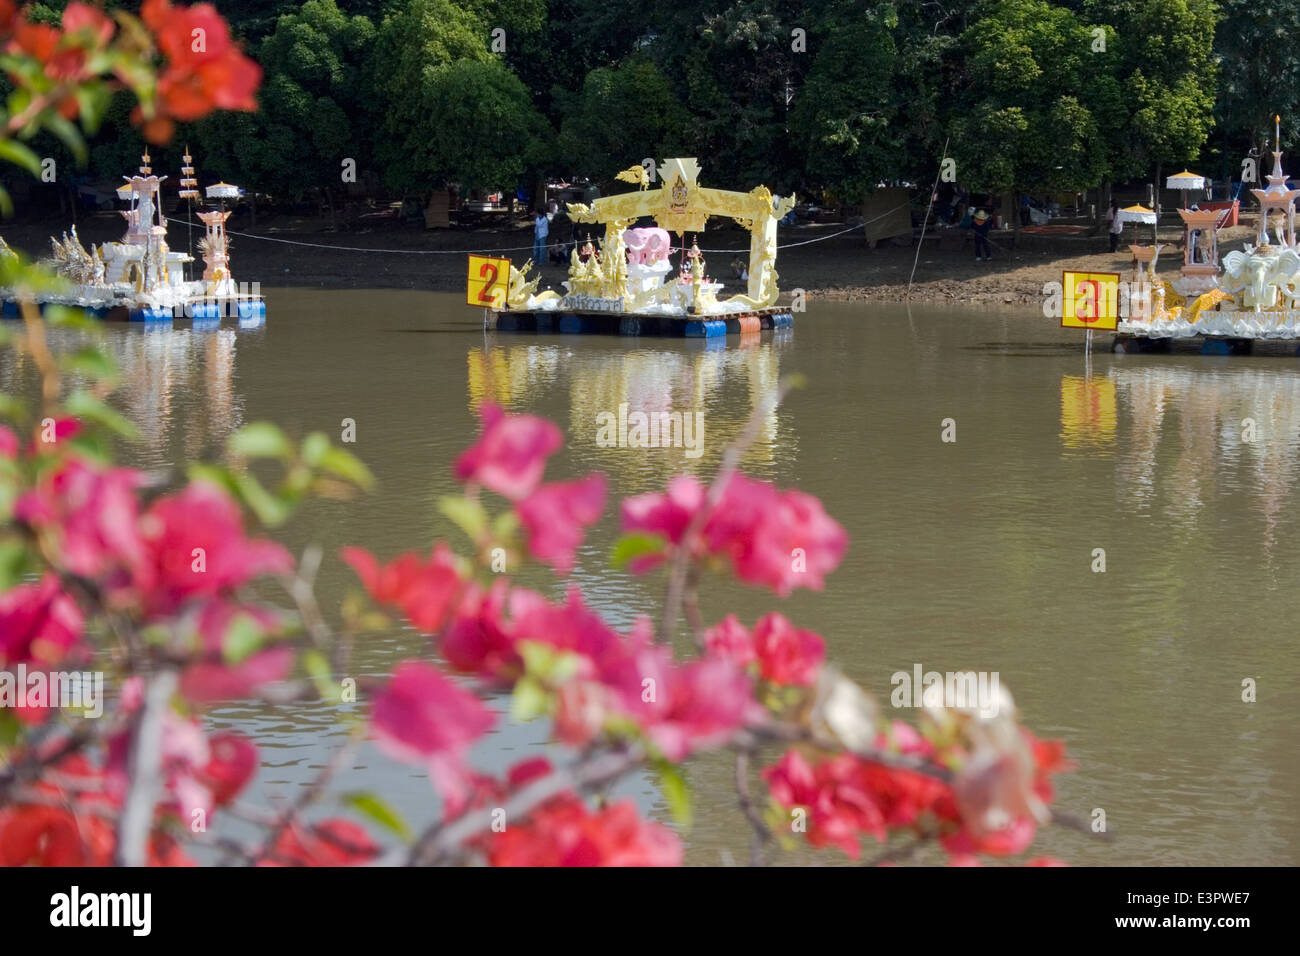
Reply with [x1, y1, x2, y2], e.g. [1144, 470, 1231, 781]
[625, 227, 672, 265]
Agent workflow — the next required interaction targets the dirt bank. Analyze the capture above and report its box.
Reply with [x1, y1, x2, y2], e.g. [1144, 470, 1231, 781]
[2, 210, 1260, 309]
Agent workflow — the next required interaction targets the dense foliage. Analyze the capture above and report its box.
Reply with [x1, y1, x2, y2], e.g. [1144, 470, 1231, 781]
[0, 1, 1266, 209]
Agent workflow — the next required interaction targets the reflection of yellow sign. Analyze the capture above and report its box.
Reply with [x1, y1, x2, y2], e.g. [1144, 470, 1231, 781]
[1060, 375, 1116, 447]
[467, 255, 510, 308]
[1062, 271, 1120, 330]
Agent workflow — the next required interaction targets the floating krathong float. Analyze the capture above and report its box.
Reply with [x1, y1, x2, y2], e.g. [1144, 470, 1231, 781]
[1115, 117, 1300, 352]
[468, 158, 796, 337]
[0, 150, 264, 325]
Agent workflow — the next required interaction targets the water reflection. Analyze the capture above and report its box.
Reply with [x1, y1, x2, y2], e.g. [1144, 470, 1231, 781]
[468, 331, 790, 479]
[0, 322, 260, 471]
[1106, 364, 1300, 550]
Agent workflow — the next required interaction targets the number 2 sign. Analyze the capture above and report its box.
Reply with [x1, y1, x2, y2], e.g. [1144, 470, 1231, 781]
[467, 255, 511, 309]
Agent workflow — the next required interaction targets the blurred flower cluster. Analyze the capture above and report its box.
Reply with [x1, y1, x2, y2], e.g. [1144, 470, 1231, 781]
[0, 2, 1081, 867]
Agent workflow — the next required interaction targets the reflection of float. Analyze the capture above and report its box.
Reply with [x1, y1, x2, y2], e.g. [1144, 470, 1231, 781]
[466, 337, 787, 474]
[1109, 364, 1300, 546]
[0, 151, 264, 325]
[472, 158, 796, 338]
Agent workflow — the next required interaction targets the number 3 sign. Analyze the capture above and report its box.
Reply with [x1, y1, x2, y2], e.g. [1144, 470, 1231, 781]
[1062, 271, 1120, 331]
[467, 255, 511, 309]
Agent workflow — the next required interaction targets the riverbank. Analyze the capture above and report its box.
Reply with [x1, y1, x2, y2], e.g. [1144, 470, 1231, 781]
[1, 212, 1259, 309]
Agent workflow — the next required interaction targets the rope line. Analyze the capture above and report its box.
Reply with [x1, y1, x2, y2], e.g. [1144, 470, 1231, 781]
[164, 201, 913, 259]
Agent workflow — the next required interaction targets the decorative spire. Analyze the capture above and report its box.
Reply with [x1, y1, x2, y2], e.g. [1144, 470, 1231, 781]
[179, 145, 200, 200]
[139, 150, 151, 175]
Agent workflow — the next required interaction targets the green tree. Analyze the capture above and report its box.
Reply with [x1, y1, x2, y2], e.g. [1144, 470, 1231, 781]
[949, 0, 1112, 204]
[1084, 0, 1219, 187]
[556, 59, 689, 182]
[370, 0, 552, 194]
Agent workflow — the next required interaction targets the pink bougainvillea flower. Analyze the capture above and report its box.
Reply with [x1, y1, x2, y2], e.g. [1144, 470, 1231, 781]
[261, 818, 379, 866]
[371, 660, 495, 812]
[0, 574, 85, 667]
[0, 424, 17, 458]
[517, 473, 606, 573]
[626, 651, 764, 761]
[14, 458, 148, 592]
[621, 473, 846, 594]
[454, 402, 562, 500]
[61, 2, 114, 47]
[440, 580, 537, 680]
[107, 681, 212, 820]
[175, 601, 291, 703]
[703, 614, 757, 667]
[751, 612, 825, 687]
[488, 797, 681, 867]
[341, 543, 462, 633]
[136, 481, 292, 616]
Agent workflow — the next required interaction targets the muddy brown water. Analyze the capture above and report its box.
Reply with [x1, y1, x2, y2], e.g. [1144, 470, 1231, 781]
[24, 290, 1300, 865]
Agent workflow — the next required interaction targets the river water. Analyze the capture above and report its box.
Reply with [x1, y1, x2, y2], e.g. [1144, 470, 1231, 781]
[77, 291, 1300, 864]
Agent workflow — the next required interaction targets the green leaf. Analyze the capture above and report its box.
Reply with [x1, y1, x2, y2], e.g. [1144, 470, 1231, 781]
[300, 431, 330, 466]
[438, 495, 487, 542]
[318, 445, 375, 490]
[228, 422, 293, 460]
[234, 472, 292, 527]
[43, 304, 97, 330]
[0, 138, 42, 177]
[516, 640, 581, 683]
[610, 532, 666, 569]
[0, 538, 29, 591]
[60, 346, 117, 382]
[655, 761, 693, 828]
[510, 675, 550, 722]
[64, 390, 139, 439]
[341, 791, 412, 841]
[220, 613, 265, 665]
[301, 649, 343, 702]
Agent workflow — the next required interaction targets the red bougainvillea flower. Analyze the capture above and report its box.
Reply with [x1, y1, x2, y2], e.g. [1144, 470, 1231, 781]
[488, 797, 682, 867]
[455, 402, 562, 500]
[197, 731, 258, 806]
[0, 1, 18, 35]
[751, 612, 825, 686]
[261, 818, 379, 866]
[0, 574, 85, 667]
[0, 805, 115, 866]
[136, 481, 292, 617]
[620, 474, 704, 570]
[762, 749, 888, 859]
[941, 816, 1038, 858]
[371, 660, 495, 813]
[6, 18, 59, 64]
[15, 458, 148, 593]
[62, 2, 114, 47]
[341, 543, 462, 633]
[141, 0, 261, 122]
[517, 473, 606, 573]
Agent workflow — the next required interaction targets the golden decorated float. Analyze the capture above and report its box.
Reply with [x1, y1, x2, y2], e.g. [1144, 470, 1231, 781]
[467, 158, 796, 338]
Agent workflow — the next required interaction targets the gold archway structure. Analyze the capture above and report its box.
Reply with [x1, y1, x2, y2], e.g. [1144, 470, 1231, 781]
[566, 158, 796, 309]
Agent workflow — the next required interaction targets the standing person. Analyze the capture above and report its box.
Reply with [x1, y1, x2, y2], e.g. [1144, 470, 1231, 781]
[1108, 199, 1123, 252]
[972, 209, 992, 261]
[533, 209, 549, 268]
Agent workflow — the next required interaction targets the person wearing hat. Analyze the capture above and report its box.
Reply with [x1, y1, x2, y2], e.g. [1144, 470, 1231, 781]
[972, 209, 992, 261]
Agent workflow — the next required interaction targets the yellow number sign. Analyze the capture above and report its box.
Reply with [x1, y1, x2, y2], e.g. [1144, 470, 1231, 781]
[1062, 271, 1120, 331]
[467, 255, 511, 309]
